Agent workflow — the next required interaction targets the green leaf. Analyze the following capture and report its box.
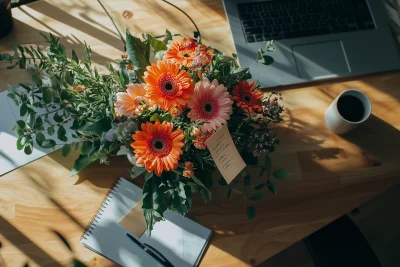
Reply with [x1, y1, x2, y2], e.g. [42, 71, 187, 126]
[258, 55, 274, 65]
[53, 112, 64, 123]
[81, 141, 94, 155]
[218, 178, 228, 186]
[35, 132, 46, 146]
[47, 125, 55, 135]
[163, 29, 173, 44]
[254, 183, 265, 190]
[16, 120, 25, 129]
[19, 56, 26, 69]
[42, 89, 52, 104]
[61, 143, 72, 157]
[7, 93, 19, 105]
[68, 154, 97, 178]
[265, 155, 272, 173]
[142, 177, 167, 236]
[53, 230, 73, 251]
[24, 143, 33, 155]
[20, 103, 28, 116]
[272, 169, 290, 179]
[249, 192, 264, 201]
[149, 113, 158, 122]
[147, 34, 167, 53]
[199, 188, 211, 204]
[40, 139, 56, 149]
[159, 113, 172, 122]
[72, 49, 79, 63]
[57, 125, 67, 142]
[17, 136, 28, 150]
[71, 259, 87, 267]
[1, 53, 12, 62]
[130, 166, 146, 179]
[232, 53, 237, 59]
[231, 67, 249, 75]
[119, 64, 129, 85]
[227, 188, 232, 199]
[19, 83, 32, 92]
[244, 175, 251, 185]
[28, 112, 36, 128]
[267, 180, 277, 194]
[32, 74, 42, 86]
[247, 205, 255, 220]
[125, 31, 150, 82]
[77, 118, 111, 136]
[145, 171, 154, 181]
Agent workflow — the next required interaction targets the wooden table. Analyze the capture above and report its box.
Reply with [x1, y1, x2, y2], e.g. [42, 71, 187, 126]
[0, 1, 399, 266]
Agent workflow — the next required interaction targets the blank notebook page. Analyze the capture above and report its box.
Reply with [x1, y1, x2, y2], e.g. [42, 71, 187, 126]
[81, 178, 212, 267]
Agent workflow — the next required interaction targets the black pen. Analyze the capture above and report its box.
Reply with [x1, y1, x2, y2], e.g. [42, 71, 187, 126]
[126, 233, 174, 267]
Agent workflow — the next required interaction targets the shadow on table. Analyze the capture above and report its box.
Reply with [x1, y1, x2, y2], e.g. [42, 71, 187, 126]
[0, 215, 63, 267]
[341, 114, 400, 163]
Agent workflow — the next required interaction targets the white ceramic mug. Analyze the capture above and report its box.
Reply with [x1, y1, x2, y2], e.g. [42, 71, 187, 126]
[325, 89, 371, 134]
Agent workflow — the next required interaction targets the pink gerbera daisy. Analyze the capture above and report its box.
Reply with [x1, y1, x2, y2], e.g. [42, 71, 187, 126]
[187, 78, 233, 132]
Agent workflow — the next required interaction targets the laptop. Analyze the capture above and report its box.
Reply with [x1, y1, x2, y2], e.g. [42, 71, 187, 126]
[223, 0, 400, 87]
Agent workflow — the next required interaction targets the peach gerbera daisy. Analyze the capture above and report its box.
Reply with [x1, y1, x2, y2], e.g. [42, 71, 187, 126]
[131, 120, 184, 176]
[232, 80, 264, 113]
[143, 60, 194, 111]
[187, 78, 233, 132]
[115, 83, 150, 117]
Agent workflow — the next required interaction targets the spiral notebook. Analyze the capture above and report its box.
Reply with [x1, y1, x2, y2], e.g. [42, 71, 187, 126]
[81, 178, 212, 267]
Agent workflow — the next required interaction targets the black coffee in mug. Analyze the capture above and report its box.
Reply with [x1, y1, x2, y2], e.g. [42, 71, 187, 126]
[0, 0, 13, 38]
[337, 95, 365, 122]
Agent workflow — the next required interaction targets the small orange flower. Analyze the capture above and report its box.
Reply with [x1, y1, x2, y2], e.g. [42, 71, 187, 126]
[184, 161, 194, 170]
[73, 85, 85, 92]
[169, 105, 183, 117]
[192, 131, 214, 150]
[191, 127, 200, 137]
[131, 120, 184, 176]
[143, 60, 194, 111]
[232, 80, 264, 113]
[183, 169, 194, 178]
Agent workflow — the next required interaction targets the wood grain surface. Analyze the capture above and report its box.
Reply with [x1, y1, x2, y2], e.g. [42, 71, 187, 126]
[0, 1, 399, 266]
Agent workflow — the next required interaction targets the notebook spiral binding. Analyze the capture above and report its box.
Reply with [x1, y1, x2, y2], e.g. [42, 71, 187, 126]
[81, 179, 122, 241]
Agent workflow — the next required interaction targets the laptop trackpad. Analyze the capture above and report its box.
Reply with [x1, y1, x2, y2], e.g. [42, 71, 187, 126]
[292, 41, 350, 80]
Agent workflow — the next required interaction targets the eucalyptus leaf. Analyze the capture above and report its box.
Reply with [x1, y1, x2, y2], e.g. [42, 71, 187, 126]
[24, 143, 33, 155]
[35, 132, 46, 146]
[247, 205, 255, 220]
[267, 180, 277, 194]
[61, 143, 72, 157]
[57, 125, 67, 142]
[258, 55, 274, 65]
[40, 139, 56, 149]
[249, 192, 264, 201]
[16, 120, 25, 129]
[272, 169, 290, 179]
[20, 103, 28, 116]
[163, 29, 173, 44]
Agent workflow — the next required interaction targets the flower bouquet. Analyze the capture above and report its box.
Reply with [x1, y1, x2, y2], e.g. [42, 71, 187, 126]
[1, 30, 286, 233]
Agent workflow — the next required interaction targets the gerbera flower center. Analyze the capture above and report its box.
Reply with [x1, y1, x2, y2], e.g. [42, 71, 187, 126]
[243, 94, 252, 103]
[158, 73, 178, 97]
[205, 103, 213, 112]
[184, 53, 190, 57]
[196, 95, 220, 120]
[148, 133, 172, 157]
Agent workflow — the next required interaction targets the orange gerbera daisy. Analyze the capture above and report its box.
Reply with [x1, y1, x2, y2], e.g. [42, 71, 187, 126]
[143, 60, 194, 111]
[232, 80, 264, 113]
[131, 120, 184, 176]
[164, 38, 214, 68]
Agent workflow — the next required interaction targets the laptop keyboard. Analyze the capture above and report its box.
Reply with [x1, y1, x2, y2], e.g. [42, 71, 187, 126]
[238, 0, 375, 43]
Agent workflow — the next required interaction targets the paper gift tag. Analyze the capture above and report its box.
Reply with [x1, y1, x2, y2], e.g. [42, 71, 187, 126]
[205, 124, 246, 184]
[119, 199, 147, 237]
